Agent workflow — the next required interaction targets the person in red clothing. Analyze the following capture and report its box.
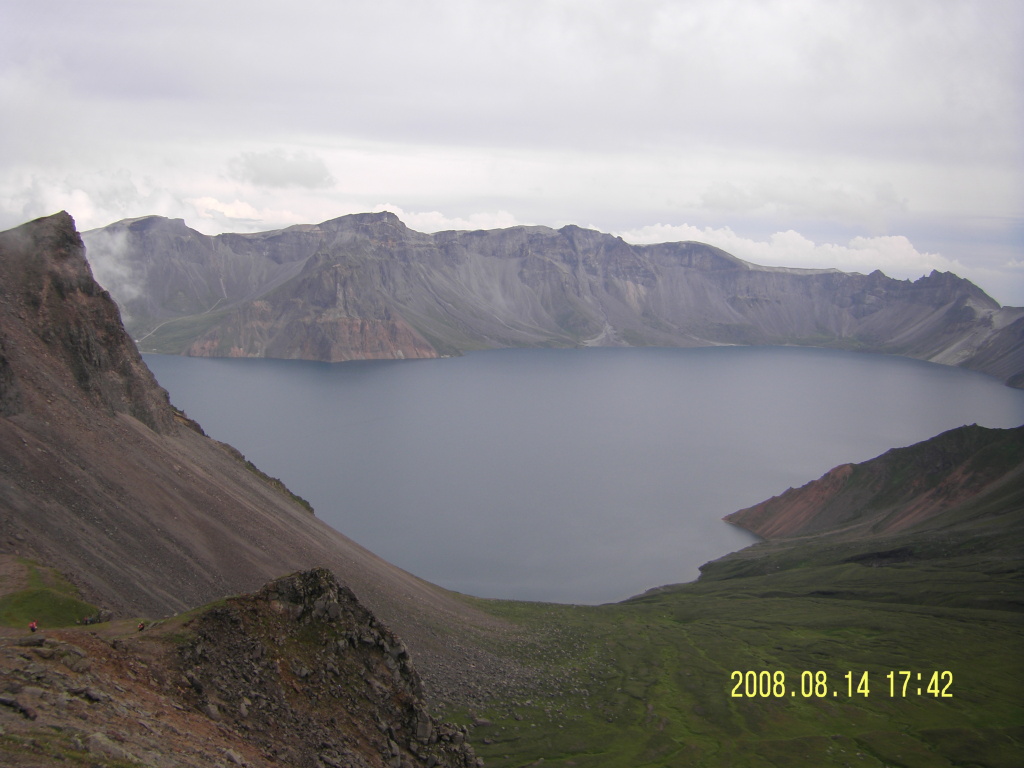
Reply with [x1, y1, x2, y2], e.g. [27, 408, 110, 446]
[28, 620, 37, 633]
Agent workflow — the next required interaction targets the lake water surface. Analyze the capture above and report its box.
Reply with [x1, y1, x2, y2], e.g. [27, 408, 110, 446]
[144, 347, 1024, 604]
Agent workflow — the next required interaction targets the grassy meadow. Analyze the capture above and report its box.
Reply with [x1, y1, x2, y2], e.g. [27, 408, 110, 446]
[451, 530, 1023, 768]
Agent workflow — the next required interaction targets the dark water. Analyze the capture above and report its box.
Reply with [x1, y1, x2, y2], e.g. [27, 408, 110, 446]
[144, 347, 1024, 604]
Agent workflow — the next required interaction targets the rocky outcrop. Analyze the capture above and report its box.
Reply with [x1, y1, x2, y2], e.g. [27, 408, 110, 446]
[724, 423, 1024, 539]
[177, 569, 481, 768]
[1, 212, 174, 432]
[85, 212, 1024, 384]
[0, 570, 481, 768]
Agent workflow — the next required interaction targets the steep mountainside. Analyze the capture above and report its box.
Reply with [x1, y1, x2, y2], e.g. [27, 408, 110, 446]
[723, 423, 1024, 540]
[0, 212, 519, 704]
[84, 212, 1024, 385]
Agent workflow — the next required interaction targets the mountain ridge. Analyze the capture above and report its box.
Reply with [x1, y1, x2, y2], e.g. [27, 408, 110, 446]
[84, 212, 1024, 386]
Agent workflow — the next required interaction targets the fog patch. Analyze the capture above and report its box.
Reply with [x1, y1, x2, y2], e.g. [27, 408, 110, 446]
[82, 228, 141, 324]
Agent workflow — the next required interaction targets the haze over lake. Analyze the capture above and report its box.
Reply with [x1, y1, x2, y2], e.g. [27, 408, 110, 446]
[145, 347, 1024, 604]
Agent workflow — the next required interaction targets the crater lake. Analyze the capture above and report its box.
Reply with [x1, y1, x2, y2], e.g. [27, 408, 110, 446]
[144, 346, 1024, 604]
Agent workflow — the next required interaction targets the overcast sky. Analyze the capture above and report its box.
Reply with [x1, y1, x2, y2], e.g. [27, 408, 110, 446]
[2, 1, 1022, 303]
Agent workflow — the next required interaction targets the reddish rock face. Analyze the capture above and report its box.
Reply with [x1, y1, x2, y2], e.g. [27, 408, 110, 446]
[724, 463, 858, 539]
[725, 423, 1024, 540]
[186, 314, 438, 362]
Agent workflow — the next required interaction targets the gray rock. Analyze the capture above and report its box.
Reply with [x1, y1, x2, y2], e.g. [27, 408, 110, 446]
[82, 687, 109, 703]
[61, 654, 91, 673]
[415, 712, 433, 744]
[0, 696, 36, 720]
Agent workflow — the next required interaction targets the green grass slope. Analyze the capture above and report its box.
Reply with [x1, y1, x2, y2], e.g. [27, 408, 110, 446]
[0, 558, 99, 629]
[449, 426, 1024, 767]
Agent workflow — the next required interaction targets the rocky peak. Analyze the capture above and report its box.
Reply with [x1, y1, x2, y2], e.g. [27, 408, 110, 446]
[178, 568, 481, 768]
[0, 212, 173, 432]
[319, 211, 410, 238]
[912, 269, 1000, 309]
[556, 223, 601, 247]
[121, 214, 192, 234]
[99, 215, 204, 250]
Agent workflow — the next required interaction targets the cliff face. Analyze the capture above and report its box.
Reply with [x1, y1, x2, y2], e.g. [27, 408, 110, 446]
[0, 213, 516, 706]
[0, 212, 173, 432]
[724, 423, 1024, 540]
[85, 212, 1024, 384]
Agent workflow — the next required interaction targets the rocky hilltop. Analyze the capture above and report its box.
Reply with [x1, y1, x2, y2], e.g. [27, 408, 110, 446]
[707, 421, 1024, 604]
[724, 423, 1024, 540]
[0, 568, 480, 768]
[0, 212, 520, 708]
[85, 212, 1024, 385]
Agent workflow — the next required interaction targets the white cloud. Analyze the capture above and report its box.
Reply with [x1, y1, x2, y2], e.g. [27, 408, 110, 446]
[371, 204, 522, 233]
[4, 0, 1019, 161]
[227, 149, 334, 189]
[0, 169, 150, 232]
[186, 196, 264, 227]
[618, 223, 965, 283]
[0, 1, 1021, 304]
[700, 178, 908, 232]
